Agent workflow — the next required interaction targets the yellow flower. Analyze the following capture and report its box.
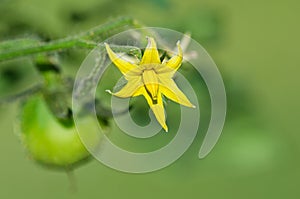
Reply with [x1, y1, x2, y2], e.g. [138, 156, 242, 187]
[105, 37, 195, 132]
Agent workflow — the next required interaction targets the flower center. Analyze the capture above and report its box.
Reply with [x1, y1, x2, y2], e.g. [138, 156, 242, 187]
[141, 69, 159, 103]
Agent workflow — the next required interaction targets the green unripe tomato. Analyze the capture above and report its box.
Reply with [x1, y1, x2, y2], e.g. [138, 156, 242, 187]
[19, 95, 99, 170]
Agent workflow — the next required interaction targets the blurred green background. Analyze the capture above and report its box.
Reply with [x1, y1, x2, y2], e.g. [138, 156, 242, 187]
[0, 0, 299, 198]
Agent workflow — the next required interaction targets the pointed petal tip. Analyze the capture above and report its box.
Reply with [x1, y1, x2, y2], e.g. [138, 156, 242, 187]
[145, 36, 150, 43]
[177, 41, 183, 53]
[181, 103, 196, 108]
[163, 126, 168, 132]
[145, 36, 157, 47]
[105, 89, 112, 94]
[185, 103, 196, 108]
[146, 36, 156, 44]
[146, 36, 153, 40]
[104, 42, 136, 74]
[184, 32, 191, 37]
[104, 42, 111, 52]
[164, 41, 183, 70]
[140, 36, 160, 64]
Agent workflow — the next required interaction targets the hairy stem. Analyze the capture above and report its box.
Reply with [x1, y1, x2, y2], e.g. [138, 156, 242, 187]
[0, 16, 142, 62]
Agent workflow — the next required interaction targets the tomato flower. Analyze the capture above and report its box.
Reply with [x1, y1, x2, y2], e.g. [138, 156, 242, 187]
[105, 37, 195, 132]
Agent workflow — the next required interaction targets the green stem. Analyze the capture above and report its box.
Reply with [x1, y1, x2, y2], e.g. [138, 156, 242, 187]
[0, 39, 96, 61]
[0, 16, 142, 62]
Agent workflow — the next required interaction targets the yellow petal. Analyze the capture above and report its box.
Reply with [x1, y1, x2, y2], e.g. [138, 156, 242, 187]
[105, 43, 137, 74]
[158, 76, 195, 108]
[141, 88, 168, 132]
[140, 37, 161, 65]
[106, 77, 142, 98]
[165, 41, 183, 71]
[132, 86, 145, 97]
[151, 104, 168, 132]
[141, 70, 159, 100]
[153, 64, 176, 75]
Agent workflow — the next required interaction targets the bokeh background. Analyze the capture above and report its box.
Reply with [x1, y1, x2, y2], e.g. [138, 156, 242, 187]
[0, 0, 299, 198]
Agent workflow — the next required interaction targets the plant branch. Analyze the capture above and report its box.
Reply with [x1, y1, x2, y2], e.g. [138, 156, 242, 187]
[0, 16, 143, 62]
